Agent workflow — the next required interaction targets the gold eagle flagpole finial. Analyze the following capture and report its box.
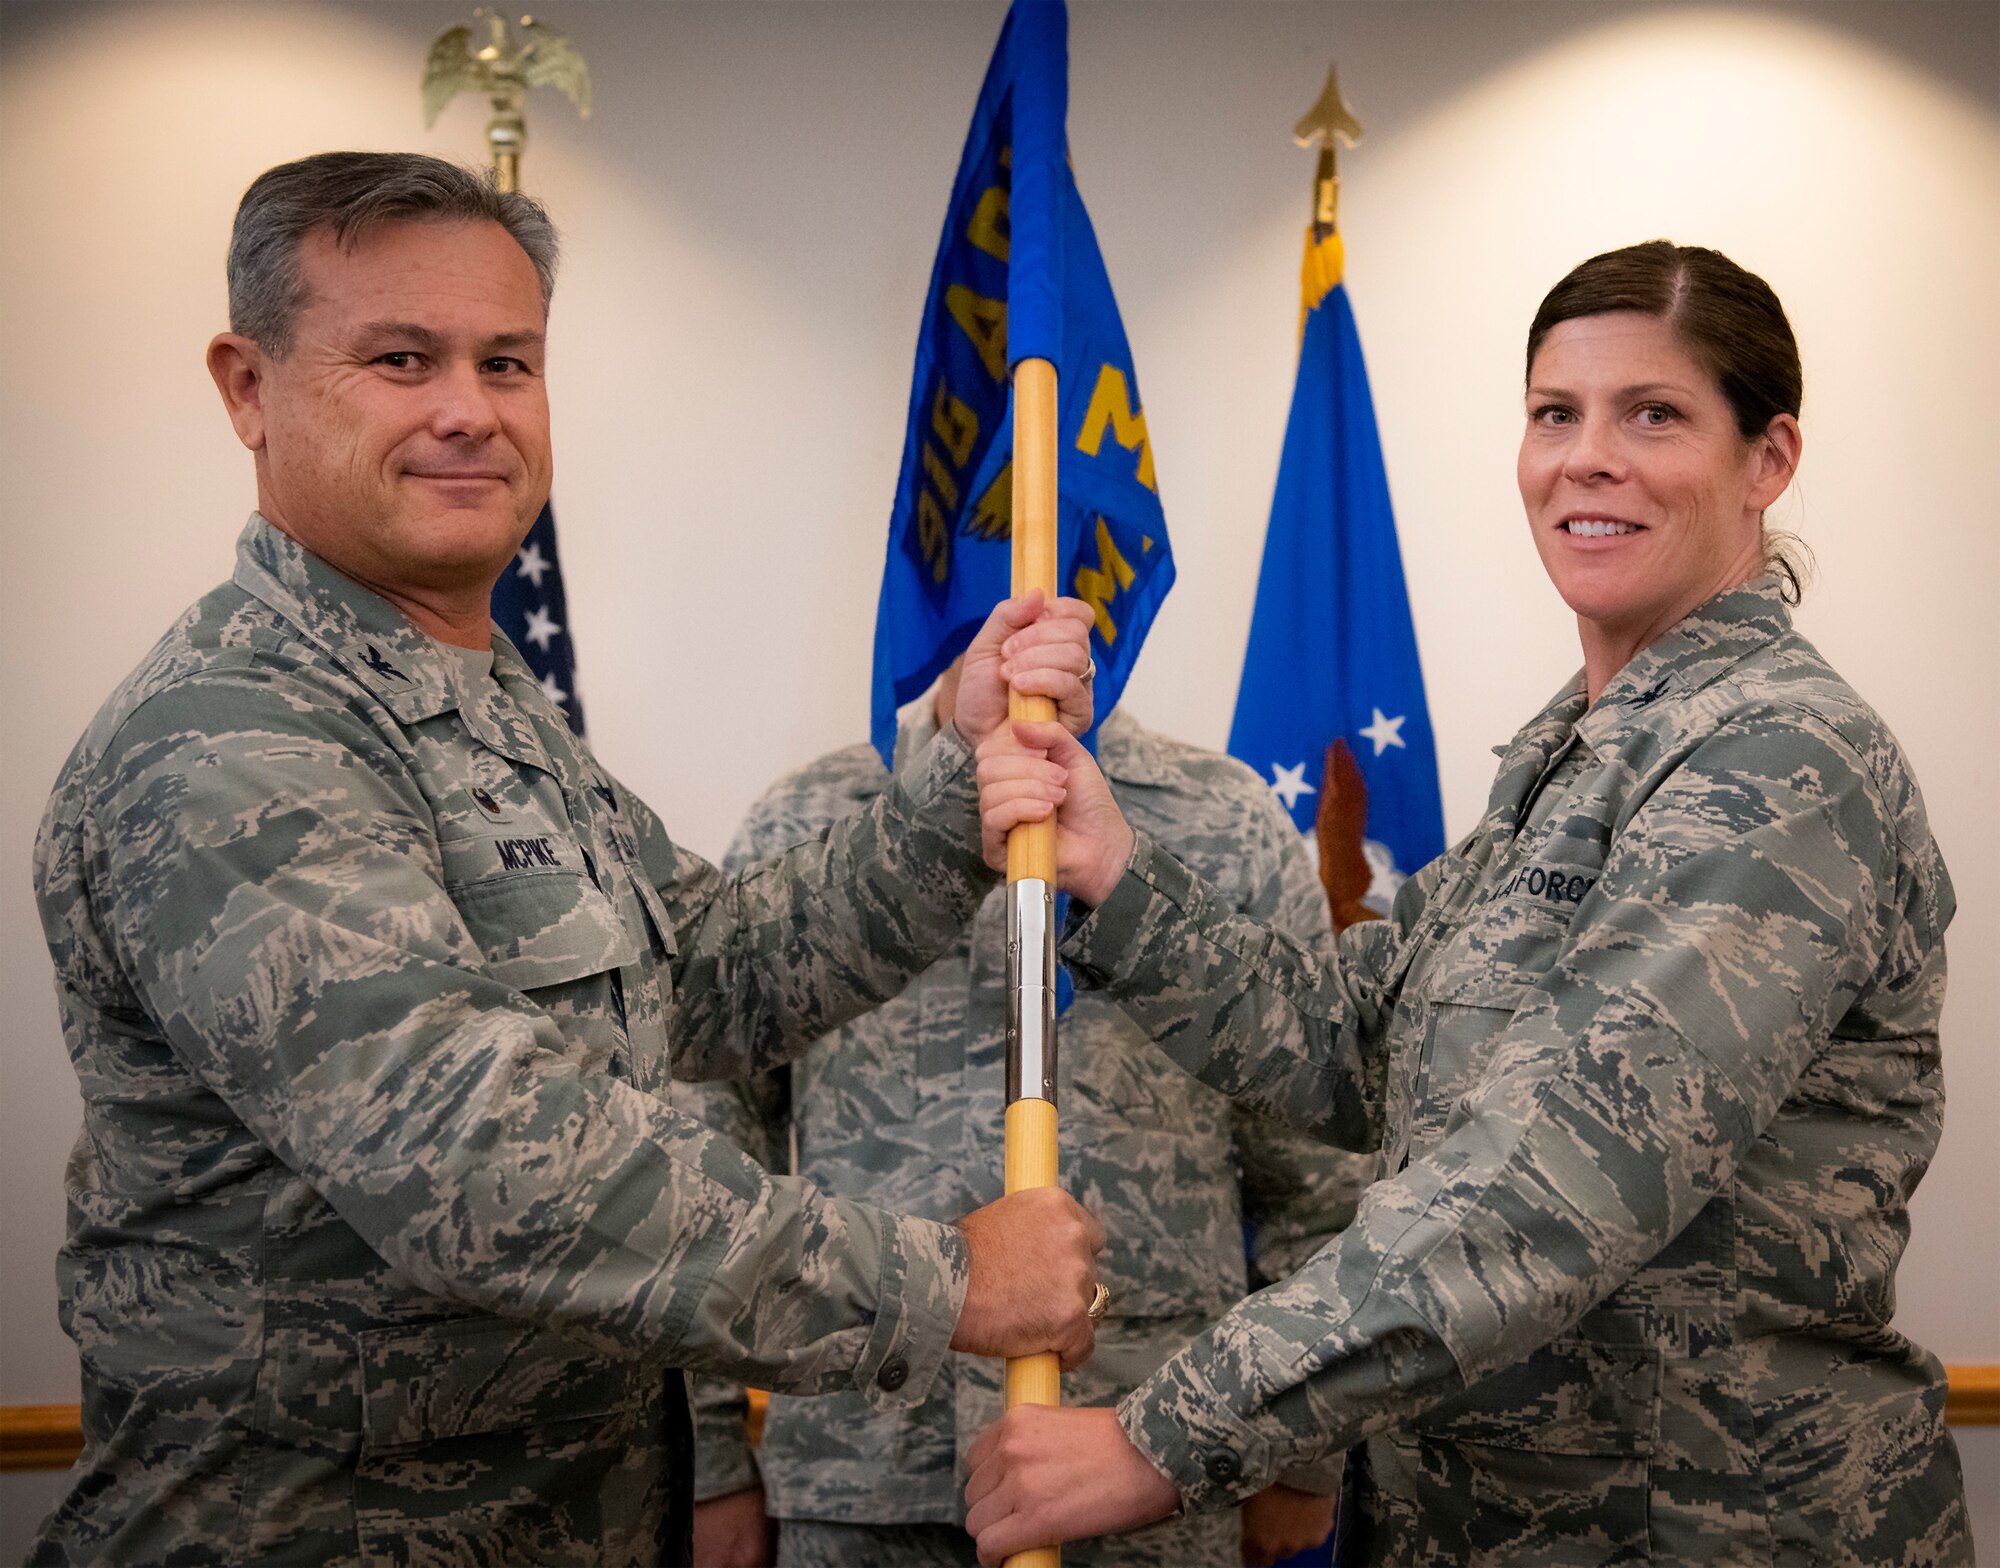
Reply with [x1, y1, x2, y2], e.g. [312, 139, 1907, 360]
[1293, 61, 1363, 236]
[422, 9, 591, 193]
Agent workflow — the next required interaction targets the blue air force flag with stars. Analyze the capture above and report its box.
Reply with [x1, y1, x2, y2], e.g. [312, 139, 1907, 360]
[494, 501, 585, 734]
[1228, 223, 1442, 891]
[870, 0, 1174, 767]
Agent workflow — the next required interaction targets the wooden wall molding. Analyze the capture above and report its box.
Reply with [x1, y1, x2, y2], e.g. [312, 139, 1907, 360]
[1949, 1363, 2000, 1427]
[0, 1404, 83, 1473]
[4, 1367, 1995, 1474]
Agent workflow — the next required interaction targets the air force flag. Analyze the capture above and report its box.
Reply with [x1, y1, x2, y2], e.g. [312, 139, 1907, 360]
[1229, 225, 1444, 893]
[870, 0, 1174, 767]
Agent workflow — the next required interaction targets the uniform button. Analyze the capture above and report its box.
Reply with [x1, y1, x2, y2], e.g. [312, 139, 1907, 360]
[876, 1357, 910, 1392]
[1203, 1449, 1241, 1484]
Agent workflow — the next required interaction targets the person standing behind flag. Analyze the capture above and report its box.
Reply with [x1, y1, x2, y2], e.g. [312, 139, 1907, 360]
[682, 675, 1364, 1568]
[685, 11, 1357, 1562]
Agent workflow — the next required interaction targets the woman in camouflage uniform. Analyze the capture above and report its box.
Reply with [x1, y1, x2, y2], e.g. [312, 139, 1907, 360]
[964, 242, 1969, 1567]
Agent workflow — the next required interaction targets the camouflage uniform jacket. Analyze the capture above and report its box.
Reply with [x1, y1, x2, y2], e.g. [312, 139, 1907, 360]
[680, 707, 1372, 1557]
[1064, 579, 1970, 1566]
[29, 516, 995, 1567]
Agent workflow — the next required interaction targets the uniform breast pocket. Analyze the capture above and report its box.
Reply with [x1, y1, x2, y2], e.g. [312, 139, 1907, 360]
[1406, 871, 1589, 1161]
[444, 835, 643, 1079]
[793, 1003, 920, 1128]
[615, 867, 682, 1093]
[1408, 972, 1535, 1162]
[443, 833, 640, 988]
[353, 1315, 667, 1567]
[1068, 1126, 1243, 1312]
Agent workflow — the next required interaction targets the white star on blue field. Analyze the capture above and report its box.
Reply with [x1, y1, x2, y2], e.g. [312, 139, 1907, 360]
[1269, 761, 1316, 810]
[1360, 707, 1407, 756]
[522, 605, 562, 652]
[1267, 705, 1408, 810]
[514, 541, 551, 588]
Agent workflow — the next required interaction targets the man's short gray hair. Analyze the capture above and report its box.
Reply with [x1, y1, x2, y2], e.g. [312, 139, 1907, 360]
[228, 151, 559, 355]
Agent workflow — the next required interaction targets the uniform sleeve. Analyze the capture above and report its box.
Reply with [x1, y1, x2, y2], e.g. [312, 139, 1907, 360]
[679, 801, 814, 1501]
[1091, 710, 1908, 1510]
[680, 1066, 791, 1500]
[1229, 795, 1375, 1284]
[1061, 825, 1416, 1153]
[1227, 791, 1377, 1495]
[634, 726, 997, 1083]
[85, 668, 967, 1410]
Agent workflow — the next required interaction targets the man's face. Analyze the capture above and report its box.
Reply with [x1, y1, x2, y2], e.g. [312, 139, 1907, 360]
[245, 218, 552, 600]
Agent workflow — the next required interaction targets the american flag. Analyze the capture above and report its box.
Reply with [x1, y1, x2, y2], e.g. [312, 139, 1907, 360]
[493, 501, 586, 734]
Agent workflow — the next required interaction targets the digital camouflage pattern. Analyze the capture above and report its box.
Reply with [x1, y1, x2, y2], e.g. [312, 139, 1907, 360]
[30, 515, 997, 1567]
[1062, 579, 1971, 1566]
[679, 706, 1373, 1566]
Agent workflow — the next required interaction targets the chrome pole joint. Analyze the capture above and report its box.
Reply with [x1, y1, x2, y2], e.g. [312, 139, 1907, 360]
[1006, 878, 1057, 1104]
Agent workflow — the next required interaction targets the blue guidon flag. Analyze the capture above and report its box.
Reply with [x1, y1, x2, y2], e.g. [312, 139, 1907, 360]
[1228, 215, 1443, 909]
[494, 501, 585, 734]
[870, 0, 1173, 767]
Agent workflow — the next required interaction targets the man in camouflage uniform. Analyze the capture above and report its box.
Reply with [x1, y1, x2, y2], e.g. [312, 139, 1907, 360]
[29, 151, 1107, 1567]
[683, 685, 1374, 1567]
[967, 577, 1972, 1566]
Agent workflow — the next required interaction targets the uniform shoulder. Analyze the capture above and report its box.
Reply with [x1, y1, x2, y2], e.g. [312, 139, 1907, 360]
[36, 583, 381, 916]
[1677, 631, 1941, 893]
[1106, 715, 1286, 817]
[56, 582, 324, 787]
[1712, 630, 1919, 798]
[726, 741, 891, 865]
[1104, 716, 1298, 885]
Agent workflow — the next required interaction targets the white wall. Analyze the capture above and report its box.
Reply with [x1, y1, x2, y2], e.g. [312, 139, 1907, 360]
[2, 0, 1994, 1528]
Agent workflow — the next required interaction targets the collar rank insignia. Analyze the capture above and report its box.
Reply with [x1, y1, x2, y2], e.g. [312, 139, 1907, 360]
[359, 643, 409, 683]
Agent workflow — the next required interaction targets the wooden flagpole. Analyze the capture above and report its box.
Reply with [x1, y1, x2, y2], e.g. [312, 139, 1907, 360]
[1003, 355, 1062, 1568]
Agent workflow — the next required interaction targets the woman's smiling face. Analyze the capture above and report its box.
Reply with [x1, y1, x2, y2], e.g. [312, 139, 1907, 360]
[1518, 310, 1798, 684]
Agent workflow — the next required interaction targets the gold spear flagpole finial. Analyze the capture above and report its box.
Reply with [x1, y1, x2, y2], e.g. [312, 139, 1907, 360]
[1293, 61, 1364, 153]
[422, 8, 591, 193]
[1293, 61, 1363, 235]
